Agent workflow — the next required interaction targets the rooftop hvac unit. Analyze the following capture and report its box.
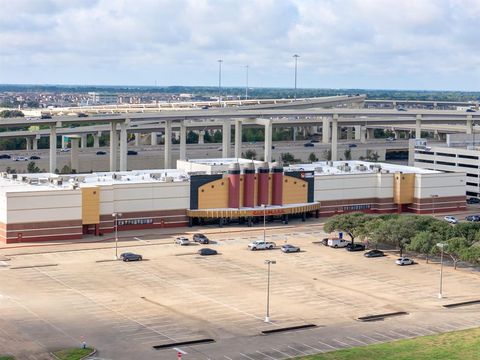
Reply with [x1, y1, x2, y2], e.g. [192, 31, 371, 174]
[1, 172, 7, 178]
[11, 174, 17, 180]
[74, 176, 85, 182]
[165, 177, 174, 183]
[344, 165, 351, 172]
[53, 179, 63, 186]
[21, 176, 28, 182]
[150, 173, 163, 180]
[314, 167, 323, 173]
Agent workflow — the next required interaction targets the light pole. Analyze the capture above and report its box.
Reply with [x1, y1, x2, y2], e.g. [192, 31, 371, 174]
[245, 65, 249, 100]
[261, 204, 267, 242]
[431, 194, 438, 218]
[436, 242, 446, 299]
[112, 212, 122, 259]
[218, 59, 223, 105]
[293, 54, 300, 100]
[264, 259, 276, 322]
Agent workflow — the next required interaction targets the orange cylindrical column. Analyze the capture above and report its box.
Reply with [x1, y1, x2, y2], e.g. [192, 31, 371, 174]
[271, 164, 283, 206]
[257, 162, 269, 206]
[228, 163, 240, 208]
[243, 163, 255, 208]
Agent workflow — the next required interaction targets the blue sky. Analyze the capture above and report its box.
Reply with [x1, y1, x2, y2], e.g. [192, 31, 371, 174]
[1, 0, 479, 90]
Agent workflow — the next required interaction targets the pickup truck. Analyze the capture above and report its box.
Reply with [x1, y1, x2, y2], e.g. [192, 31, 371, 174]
[248, 240, 276, 251]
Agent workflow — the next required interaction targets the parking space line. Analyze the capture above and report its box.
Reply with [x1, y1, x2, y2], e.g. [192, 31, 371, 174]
[240, 353, 256, 360]
[317, 341, 338, 350]
[345, 336, 368, 345]
[224, 356, 233, 360]
[301, 343, 323, 353]
[374, 331, 396, 340]
[288, 345, 309, 355]
[270, 348, 291, 357]
[256, 350, 278, 359]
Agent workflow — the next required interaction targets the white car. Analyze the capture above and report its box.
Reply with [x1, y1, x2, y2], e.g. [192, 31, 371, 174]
[14, 156, 28, 161]
[327, 238, 349, 248]
[248, 240, 276, 251]
[60, 148, 71, 152]
[444, 216, 458, 224]
[175, 236, 190, 246]
[396, 257, 414, 266]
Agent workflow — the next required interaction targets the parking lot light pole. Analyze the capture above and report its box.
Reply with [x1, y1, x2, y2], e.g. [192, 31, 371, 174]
[261, 204, 267, 242]
[431, 194, 438, 217]
[112, 212, 122, 260]
[437, 242, 446, 299]
[264, 259, 276, 322]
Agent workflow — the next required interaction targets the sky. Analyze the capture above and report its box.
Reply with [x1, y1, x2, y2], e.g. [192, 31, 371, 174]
[1, 0, 480, 90]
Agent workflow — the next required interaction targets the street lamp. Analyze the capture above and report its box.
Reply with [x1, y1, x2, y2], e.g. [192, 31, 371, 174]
[245, 65, 249, 100]
[112, 212, 122, 259]
[218, 59, 223, 105]
[431, 194, 439, 217]
[264, 259, 276, 322]
[261, 204, 267, 242]
[436, 242, 446, 299]
[293, 54, 300, 100]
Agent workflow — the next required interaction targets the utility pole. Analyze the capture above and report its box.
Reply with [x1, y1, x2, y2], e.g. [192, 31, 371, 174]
[218, 59, 223, 105]
[245, 65, 249, 100]
[293, 54, 300, 100]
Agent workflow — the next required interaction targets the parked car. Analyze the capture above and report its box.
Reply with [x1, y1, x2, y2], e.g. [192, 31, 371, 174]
[127, 150, 138, 155]
[14, 156, 28, 161]
[175, 236, 190, 246]
[467, 197, 480, 204]
[347, 143, 357, 148]
[327, 238, 349, 248]
[29, 155, 41, 160]
[444, 216, 458, 224]
[77, 113, 89, 117]
[248, 240, 276, 251]
[193, 233, 209, 244]
[396, 257, 414, 266]
[198, 248, 217, 256]
[0, 154, 11, 159]
[346, 243, 366, 252]
[310, 139, 320, 143]
[281, 244, 300, 253]
[321, 238, 329, 246]
[397, 108, 407, 112]
[364, 249, 385, 258]
[465, 215, 480, 222]
[120, 252, 143, 262]
[386, 137, 396, 141]
[40, 114, 52, 119]
[60, 148, 70, 152]
[304, 142, 314, 147]
[466, 108, 476, 113]
[96, 151, 107, 155]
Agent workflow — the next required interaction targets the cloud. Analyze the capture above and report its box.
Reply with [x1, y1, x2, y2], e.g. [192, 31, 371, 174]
[0, 0, 479, 90]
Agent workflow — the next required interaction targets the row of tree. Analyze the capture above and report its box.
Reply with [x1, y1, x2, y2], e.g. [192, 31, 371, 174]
[324, 213, 480, 268]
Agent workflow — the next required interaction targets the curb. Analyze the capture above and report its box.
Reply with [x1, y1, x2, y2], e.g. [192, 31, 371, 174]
[50, 348, 96, 360]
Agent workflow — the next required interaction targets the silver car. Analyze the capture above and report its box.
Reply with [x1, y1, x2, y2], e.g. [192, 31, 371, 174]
[175, 236, 190, 246]
[281, 244, 300, 253]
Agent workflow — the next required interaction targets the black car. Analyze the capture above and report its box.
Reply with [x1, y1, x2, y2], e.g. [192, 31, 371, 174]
[96, 151, 107, 155]
[40, 114, 52, 119]
[304, 142, 314, 147]
[29, 155, 41, 160]
[466, 108, 476, 113]
[0, 154, 11, 159]
[364, 249, 385, 258]
[310, 139, 320, 143]
[467, 197, 480, 204]
[465, 215, 480, 222]
[77, 113, 89, 117]
[346, 243, 366, 252]
[127, 150, 138, 156]
[321, 238, 329, 246]
[198, 248, 218, 256]
[193, 233, 209, 244]
[119, 252, 143, 261]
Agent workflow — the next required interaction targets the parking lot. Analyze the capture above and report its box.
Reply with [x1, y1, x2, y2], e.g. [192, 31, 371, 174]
[2, 223, 480, 359]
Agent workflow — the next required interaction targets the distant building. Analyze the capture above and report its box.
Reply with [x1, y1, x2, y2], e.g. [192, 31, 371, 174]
[88, 92, 118, 105]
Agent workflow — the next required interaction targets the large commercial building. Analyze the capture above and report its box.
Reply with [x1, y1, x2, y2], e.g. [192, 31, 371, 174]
[0, 159, 465, 244]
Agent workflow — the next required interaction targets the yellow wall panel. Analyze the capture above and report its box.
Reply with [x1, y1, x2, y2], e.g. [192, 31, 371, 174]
[283, 176, 308, 204]
[393, 173, 415, 204]
[82, 187, 100, 224]
[198, 177, 229, 209]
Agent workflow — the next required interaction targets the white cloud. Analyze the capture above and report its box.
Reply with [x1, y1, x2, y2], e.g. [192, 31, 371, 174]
[0, 0, 479, 90]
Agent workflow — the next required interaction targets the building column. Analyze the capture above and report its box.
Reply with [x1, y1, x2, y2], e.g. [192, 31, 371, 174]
[109, 122, 118, 172]
[360, 126, 367, 143]
[70, 137, 80, 172]
[26, 138, 31, 151]
[179, 123, 187, 161]
[467, 115, 473, 135]
[234, 119, 242, 158]
[164, 120, 172, 168]
[81, 134, 87, 148]
[434, 129, 441, 140]
[354, 125, 361, 140]
[61, 136, 67, 149]
[367, 128, 375, 140]
[331, 114, 338, 161]
[416, 114, 422, 139]
[151, 132, 157, 146]
[119, 121, 127, 171]
[134, 133, 140, 147]
[346, 127, 353, 140]
[293, 127, 297, 142]
[49, 124, 57, 173]
[33, 136, 39, 150]
[198, 130, 205, 144]
[322, 117, 330, 144]
[93, 132, 100, 148]
[222, 119, 231, 158]
[394, 129, 401, 139]
[264, 119, 273, 163]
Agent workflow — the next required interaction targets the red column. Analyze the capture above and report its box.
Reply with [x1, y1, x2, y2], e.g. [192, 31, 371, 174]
[243, 163, 255, 207]
[257, 163, 269, 206]
[228, 163, 240, 208]
[271, 165, 283, 205]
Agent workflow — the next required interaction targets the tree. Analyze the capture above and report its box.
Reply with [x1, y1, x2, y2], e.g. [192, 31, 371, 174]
[407, 231, 440, 263]
[324, 213, 372, 244]
[0, 110, 24, 118]
[344, 149, 352, 160]
[213, 130, 222, 143]
[281, 152, 296, 164]
[60, 165, 72, 174]
[370, 215, 419, 256]
[27, 161, 41, 173]
[186, 130, 198, 144]
[445, 237, 471, 270]
[321, 149, 332, 161]
[308, 152, 318, 162]
[366, 150, 380, 162]
[244, 149, 257, 160]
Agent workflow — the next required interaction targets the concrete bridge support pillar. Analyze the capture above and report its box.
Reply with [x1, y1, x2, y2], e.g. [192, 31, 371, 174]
[434, 130, 441, 141]
[394, 130, 401, 139]
[119, 121, 128, 171]
[234, 120, 242, 159]
[367, 128, 375, 140]
[164, 120, 172, 168]
[360, 126, 367, 144]
[93, 132, 101, 148]
[26, 138, 32, 151]
[354, 125, 361, 140]
[416, 114, 422, 139]
[151, 132, 157, 146]
[81, 134, 87, 149]
[61, 136, 67, 149]
[346, 127, 353, 140]
[322, 117, 330, 144]
[70, 137, 80, 173]
[179, 123, 187, 161]
[331, 114, 338, 161]
[49, 124, 57, 173]
[33, 136, 39, 150]
[264, 119, 273, 163]
[293, 127, 297, 142]
[198, 130, 205, 144]
[109, 122, 118, 172]
[222, 120, 231, 158]
[467, 115, 473, 135]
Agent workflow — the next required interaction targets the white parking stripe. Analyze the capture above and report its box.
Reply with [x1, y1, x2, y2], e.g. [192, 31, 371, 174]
[318, 341, 338, 350]
[256, 350, 278, 359]
[345, 336, 368, 345]
[301, 343, 323, 353]
[288, 345, 309, 355]
[239, 353, 256, 360]
[270, 348, 291, 357]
